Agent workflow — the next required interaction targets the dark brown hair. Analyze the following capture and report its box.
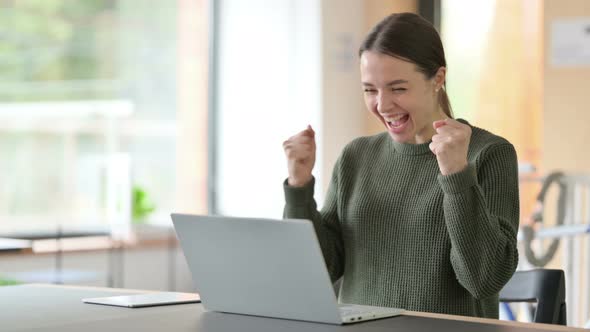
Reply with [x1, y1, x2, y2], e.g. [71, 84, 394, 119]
[359, 13, 453, 118]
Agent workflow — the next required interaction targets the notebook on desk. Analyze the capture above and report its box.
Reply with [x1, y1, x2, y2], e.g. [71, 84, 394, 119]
[83, 292, 200, 308]
[171, 213, 404, 325]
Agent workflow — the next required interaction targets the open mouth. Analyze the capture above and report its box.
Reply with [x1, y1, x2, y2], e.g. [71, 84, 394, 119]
[385, 114, 410, 131]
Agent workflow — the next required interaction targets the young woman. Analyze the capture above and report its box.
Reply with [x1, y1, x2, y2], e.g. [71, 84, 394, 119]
[282, 13, 519, 318]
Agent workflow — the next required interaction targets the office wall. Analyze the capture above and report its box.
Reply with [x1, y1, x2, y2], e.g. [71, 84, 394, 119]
[215, 0, 322, 216]
[320, 0, 367, 195]
[473, 0, 543, 169]
[176, 0, 209, 215]
[542, 0, 590, 327]
[542, 1, 590, 173]
[442, 0, 544, 220]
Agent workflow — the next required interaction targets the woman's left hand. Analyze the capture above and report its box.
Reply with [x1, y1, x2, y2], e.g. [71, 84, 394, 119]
[429, 119, 471, 176]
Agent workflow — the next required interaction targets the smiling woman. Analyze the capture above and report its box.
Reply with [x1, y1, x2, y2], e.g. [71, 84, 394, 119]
[358, 13, 450, 145]
[282, 12, 520, 319]
[359, 52, 445, 145]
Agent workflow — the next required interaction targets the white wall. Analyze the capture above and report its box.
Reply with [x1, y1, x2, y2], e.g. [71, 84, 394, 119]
[215, 0, 322, 217]
[320, 0, 366, 194]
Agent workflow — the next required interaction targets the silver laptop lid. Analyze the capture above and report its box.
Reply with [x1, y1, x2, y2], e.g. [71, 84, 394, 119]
[171, 213, 342, 324]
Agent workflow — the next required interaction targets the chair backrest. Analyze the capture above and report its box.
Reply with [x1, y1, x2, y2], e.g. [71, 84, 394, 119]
[499, 269, 566, 325]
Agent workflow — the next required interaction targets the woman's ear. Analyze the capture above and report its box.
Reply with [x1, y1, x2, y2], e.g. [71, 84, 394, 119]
[433, 66, 447, 91]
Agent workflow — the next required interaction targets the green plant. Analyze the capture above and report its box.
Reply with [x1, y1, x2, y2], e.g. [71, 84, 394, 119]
[132, 185, 156, 224]
[0, 277, 20, 286]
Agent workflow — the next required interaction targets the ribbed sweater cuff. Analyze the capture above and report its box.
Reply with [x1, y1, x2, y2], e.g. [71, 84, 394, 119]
[283, 177, 315, 206]
[437, 164, 478, 194]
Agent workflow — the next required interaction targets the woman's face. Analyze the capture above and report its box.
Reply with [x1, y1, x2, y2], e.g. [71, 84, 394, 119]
[360, 51, 445, 144]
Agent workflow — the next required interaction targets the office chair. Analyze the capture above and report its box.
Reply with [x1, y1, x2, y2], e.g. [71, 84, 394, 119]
[500, 269, 567, 325]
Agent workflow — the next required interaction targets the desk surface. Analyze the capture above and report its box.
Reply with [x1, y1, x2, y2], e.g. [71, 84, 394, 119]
[0, 284, 584, 332]
[0, 225, 111, 240]
[0, 238, 32, 253]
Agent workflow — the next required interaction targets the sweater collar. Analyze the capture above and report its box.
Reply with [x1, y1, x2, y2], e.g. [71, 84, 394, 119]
[390, 139, 432, 155]
[389, 118, 470, 156]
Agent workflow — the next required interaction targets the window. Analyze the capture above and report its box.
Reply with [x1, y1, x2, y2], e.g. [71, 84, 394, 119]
[213, 0, 322, 218]
[0, 0, 207, 233]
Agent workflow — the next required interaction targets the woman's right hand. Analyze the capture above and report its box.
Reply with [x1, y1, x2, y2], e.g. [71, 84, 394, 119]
[283, 125, 316, 187]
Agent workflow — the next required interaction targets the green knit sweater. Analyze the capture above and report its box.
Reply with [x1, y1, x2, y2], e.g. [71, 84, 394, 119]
[283, 120, 520, 318]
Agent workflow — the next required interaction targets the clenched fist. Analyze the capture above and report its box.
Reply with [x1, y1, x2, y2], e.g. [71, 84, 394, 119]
[429, 119, 471, 176]
[283, 125, 316, 187]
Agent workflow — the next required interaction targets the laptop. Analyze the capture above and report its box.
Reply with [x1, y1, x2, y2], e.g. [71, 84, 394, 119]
[170, 213, 404, 324]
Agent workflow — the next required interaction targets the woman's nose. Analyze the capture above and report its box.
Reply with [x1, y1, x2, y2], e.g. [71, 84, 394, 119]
[376, 92, 394, 114]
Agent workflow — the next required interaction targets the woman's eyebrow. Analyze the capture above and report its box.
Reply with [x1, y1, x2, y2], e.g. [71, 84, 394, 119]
[385, 79, 409, 86]
[361, 79, 409, 87]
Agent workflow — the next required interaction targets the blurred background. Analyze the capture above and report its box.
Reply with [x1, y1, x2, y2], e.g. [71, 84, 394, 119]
[0, 0, 589, 327]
